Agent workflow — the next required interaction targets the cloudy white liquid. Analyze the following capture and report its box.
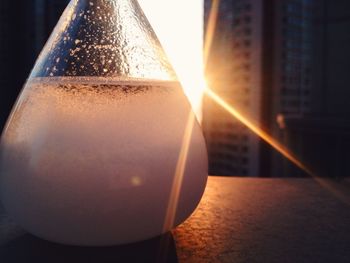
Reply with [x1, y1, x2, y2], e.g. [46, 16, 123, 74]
[0, 77, 207, 246]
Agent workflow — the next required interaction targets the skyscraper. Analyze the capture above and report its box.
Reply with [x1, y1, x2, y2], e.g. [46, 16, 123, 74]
[203, 0, 264, 176]
[268, 0, 317, 177]
[202, 0, 317, 176]
[276, 0, 350, 178]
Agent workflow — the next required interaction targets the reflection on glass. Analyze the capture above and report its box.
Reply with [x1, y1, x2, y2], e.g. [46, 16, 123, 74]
[0, 0, 207, 246]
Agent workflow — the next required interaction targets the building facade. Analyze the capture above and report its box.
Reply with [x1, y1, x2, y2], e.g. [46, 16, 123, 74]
[202, 0, 317, 176]
[269, 0, 317, 177]
[278, 0, 350, 178]
[203, 0, 264, 176]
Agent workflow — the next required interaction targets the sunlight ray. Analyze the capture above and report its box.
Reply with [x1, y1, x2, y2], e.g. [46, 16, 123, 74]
[203, 1, 350, 205]
[163, 111, 196, 232]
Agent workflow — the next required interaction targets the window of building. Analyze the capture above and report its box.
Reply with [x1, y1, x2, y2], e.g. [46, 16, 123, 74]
[244, 16, 252, 23]
[244, 39, 251, 47]
[244, 28, 252, 35]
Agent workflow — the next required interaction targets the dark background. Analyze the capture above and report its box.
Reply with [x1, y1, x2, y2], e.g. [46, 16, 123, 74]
[0, 0, 69, 129]
[203, 0, 350, 178]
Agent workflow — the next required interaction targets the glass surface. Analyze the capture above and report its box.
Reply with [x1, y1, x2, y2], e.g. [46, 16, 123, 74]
[0, 0, 207, 246]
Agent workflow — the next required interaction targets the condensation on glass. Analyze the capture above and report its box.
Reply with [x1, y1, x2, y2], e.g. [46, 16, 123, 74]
[0, 0, 208, 246]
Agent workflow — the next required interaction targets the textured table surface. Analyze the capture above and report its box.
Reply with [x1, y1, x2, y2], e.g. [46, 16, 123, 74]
[1, 176, 350, 263]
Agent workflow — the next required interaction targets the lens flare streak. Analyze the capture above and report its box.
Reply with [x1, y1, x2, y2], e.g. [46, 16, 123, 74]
[163, 111, 196, 232]
[203, 0, 350, 205]
[203, 0, 312, 176]
[204, 87, 350, 205]
[163, 0, 349, 235]
[204, 0, 220, 66]
[204, 87, 312, 175]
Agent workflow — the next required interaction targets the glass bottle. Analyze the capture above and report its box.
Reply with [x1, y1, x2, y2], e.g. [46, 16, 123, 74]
[0, 0, 207, 246]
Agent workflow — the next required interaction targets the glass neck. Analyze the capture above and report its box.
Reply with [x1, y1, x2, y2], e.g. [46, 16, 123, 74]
[30, 0, 176, 80]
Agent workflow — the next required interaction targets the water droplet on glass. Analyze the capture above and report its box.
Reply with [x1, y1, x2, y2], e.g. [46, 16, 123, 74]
[0, 0, 207, 246]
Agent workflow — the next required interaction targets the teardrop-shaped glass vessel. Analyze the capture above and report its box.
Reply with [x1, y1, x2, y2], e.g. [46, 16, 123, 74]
[0, 0, 207, 246]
